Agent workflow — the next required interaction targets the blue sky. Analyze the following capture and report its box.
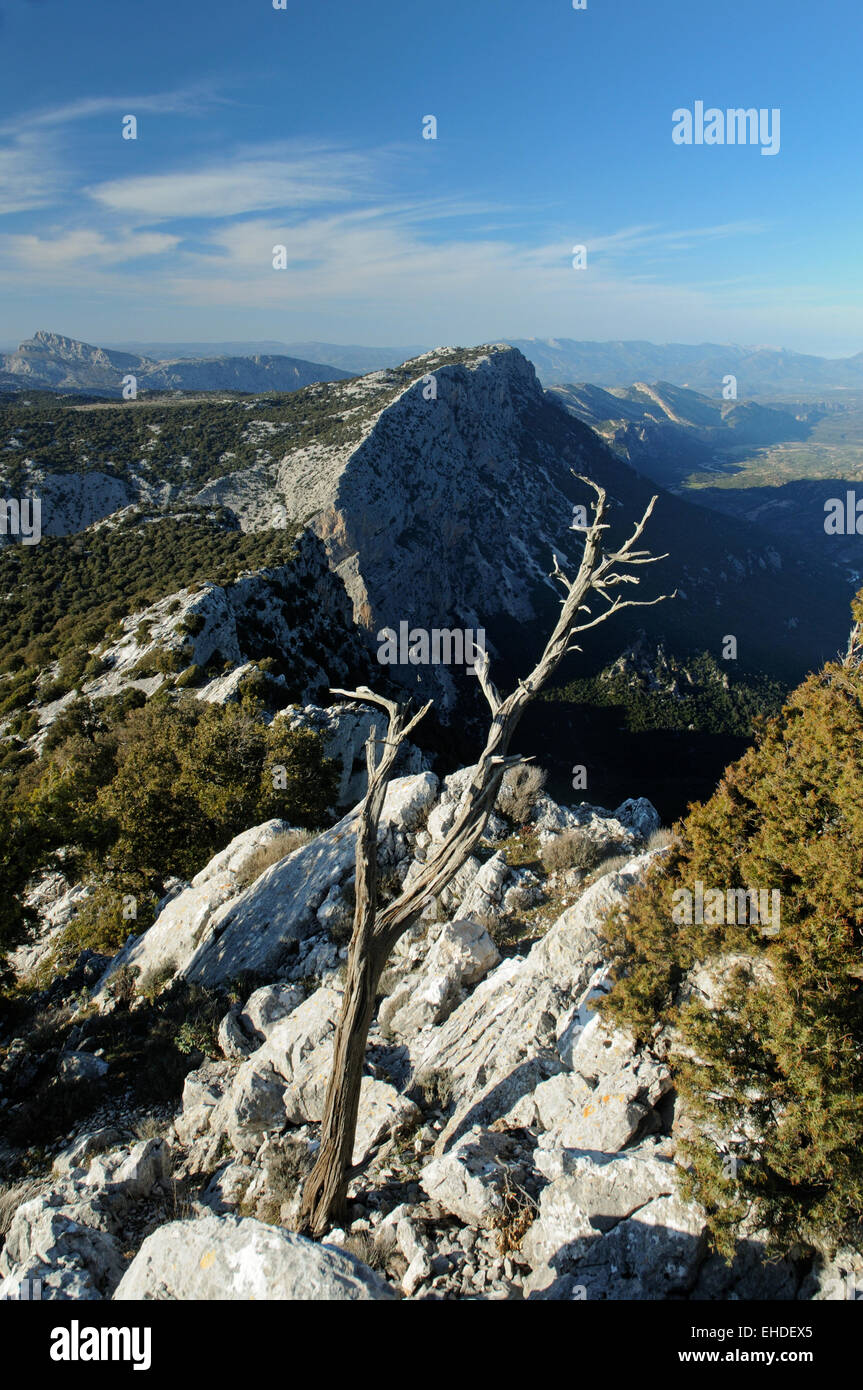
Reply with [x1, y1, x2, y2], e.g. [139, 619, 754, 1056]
[0, 0, 860, 354]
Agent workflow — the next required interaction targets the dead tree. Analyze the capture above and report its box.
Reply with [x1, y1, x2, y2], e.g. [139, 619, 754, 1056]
[296, 478, 672, 1234]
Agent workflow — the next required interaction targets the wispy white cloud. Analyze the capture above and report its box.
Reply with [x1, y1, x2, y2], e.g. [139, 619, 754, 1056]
[585, 220, 768, 256]
[153, 208, 766, 329]
[0, 110, 787, 344]
[0, 86, 221, 140]
[0, 85, 226, 216]
[0, 227, 180, 271]
[88, 145, 379, 220]
[0, 129, 66, 213]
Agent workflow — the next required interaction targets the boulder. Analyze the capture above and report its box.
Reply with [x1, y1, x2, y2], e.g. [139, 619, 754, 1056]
[184, 773, 437, 988]
[525, 1187, 706, 1300]
[175, 1061, 234, 1146]
[353, 1079, 420, 1165]
[527, 1140, 677, 1234]
[239, 982, 304, 1042]
[93, 818, 299, 1000]
[52, 1127, 122, 1178]
[199, 991, 344, 1153]
[113, 1214, 395, 1300]
[457, 853, 509, 922]
[613, 797, 661, 842]
[57, 1051, 109, 1083]
[222, 1063, 290, 1154]
[530, 795, 642, 855]
[218, 1006, 257, 1060]
[0, 1196, 126, 1301]
[421, 1127, 528, 1227]
[110, 1140, 172, 1199]
[94, 772, 437, 996]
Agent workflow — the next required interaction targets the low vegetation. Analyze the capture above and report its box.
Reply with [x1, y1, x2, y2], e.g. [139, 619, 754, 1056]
[544, 647, 784, 737]
[0, 694, 338, 980]
[599, 592, 863, 1259]
[235, 829, 314, 890]
[0, 510, 300, 695]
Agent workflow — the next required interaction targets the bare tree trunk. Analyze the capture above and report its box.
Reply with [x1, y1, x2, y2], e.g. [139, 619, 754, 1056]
[296, 941, 387, 1228]
[297, 479, 672, 1234]
[298, 695, 430, 1231]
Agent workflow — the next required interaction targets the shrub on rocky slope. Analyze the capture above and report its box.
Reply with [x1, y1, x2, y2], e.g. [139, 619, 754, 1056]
[600, 592, 863, 1259]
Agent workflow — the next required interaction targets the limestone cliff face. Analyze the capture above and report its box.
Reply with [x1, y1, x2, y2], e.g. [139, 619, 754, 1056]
[271, 346, 604, 705]
[267, 344, 846, 700]
[306, 348, 562, 629]
[2, 343, 849, 715]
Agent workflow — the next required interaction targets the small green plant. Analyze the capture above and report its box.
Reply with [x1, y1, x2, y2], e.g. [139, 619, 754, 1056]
[180, 613, 206, 637]
[138, 960, 177, 1002]
[174, 1018, 218, 1057]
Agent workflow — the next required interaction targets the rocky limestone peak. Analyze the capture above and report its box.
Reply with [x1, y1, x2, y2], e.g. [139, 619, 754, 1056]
[20, 331, 147, 369]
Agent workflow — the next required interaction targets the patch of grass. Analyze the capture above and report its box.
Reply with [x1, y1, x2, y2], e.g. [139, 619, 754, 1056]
[138, 960, 177, 1003]
[0, 1176, 45, 1237]
[343, 1231, 387, 1271]
[496, 830, 542, 872]
[584, 852, 633, 883]
[234, 829, 314, 890]
[132, 1113, 167, 1141]
[541, 830, 606, 876]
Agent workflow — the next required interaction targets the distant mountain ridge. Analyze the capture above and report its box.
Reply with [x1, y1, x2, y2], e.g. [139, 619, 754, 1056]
[506, 338, 863, 396]
[8, 332, 863, 397]
[0, 331, 351, 397]
[551, 379, 813, 487]
[106, 341, 430, 376]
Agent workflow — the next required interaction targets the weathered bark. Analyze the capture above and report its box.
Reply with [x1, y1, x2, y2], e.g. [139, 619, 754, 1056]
[296, 478, 672, 1234]
[297, 694, 431, 1230]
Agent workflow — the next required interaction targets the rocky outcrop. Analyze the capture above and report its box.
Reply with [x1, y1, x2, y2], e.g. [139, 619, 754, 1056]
[378, 919, 500, 1041]
[2, 771, 845, 1303]
[280, 701, 431, 807]
[95, 771, 439, 997]
[412, 853, 664, 1152]
[0, 1139, 171, 1301]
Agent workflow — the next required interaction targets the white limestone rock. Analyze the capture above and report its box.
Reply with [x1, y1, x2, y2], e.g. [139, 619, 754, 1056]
[113, 1214, 394, 1300]
[525, 1186, 706, 1300]
[0, 1195, 126, 1301]
[415, 854, 657, 1152]
[421, 1128, 510, 1227]
[95, 771, 438, 996]
[379, 919, 500, 1041]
